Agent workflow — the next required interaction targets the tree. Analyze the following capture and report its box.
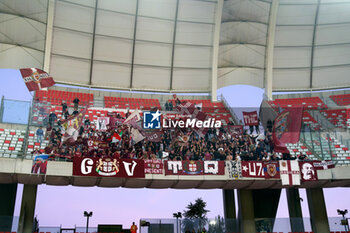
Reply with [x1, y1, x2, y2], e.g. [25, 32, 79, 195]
[183, 198, 209, 219]
[182, 198, 209, 232]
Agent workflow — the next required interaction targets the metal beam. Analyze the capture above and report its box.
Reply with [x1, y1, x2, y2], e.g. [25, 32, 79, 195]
[169, 0, 180, 91]
[129, 0, 139, 89]
[310, 0, 321, 90]
[210, 0, 223, 102]
[222, 19, 268, 25]
[264, 0, 279, 100]
[88, 0, 98, 86]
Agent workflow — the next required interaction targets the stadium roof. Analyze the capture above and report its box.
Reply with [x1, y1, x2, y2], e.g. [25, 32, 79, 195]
[1, 0, 350, 94]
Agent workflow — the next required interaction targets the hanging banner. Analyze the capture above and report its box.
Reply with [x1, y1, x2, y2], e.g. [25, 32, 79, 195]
[226, 160, 242, 179]
[164, 161, 225, 175]
[144, 159, 163, 174]
[32, 154, 49, 174]
[279, 160, 300, 186]
[241, 161, 265, 178]
[299, 161, 318, 182]
[263, 161, 280, 179]
[73, 157, 145, 178]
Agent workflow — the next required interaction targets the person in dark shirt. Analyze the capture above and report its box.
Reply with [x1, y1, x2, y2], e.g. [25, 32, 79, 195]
[48, 112, 57, 126]
[61, 101, 67, 115]
[64, 111, 70, 119]
[73, 97, 80, 111]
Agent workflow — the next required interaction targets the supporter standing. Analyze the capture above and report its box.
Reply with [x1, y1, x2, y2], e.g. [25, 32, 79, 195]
[61, 101, 68, 115]
[255, 119, 260, 134]
[36, 126, 44, 144]
[169, 100, 173, 110]
[73, 97, 80, 111]
[48, 112, 57, 126]
[130, 222, 138, 233]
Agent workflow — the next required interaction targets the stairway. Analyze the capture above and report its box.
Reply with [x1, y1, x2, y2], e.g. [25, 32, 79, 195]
[93, 96, 104, 108]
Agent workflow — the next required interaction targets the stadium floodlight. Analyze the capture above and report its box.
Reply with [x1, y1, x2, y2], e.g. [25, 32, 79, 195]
[337, 209, 349, 232]
[210, 220, 216, 225]
[173, 212, 182, 218]
[173, 212, 182, 233]
[83, 211, 93, 233]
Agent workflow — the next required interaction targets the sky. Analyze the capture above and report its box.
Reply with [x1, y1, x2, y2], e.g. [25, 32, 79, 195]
[0, 69, 349, 230]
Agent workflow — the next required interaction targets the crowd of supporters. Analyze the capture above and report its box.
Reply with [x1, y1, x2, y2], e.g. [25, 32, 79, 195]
[33, 98, 308, 162]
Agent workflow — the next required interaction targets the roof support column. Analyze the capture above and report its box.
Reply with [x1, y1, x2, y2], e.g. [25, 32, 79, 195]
[310, 0, 321, 90]
[130, 0, 140, 90]
[88, 0, 99, 86]
[264, 0, 279, 100]
[210, 0, 223, 102]
[169, 0, 180, 91]
[43, 0, 55, 72]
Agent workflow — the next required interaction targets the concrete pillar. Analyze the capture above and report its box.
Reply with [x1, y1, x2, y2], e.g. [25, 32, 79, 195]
[306, 188, 330, 233]
[286, 188, 305, 232]
[223, 189, 237, 232]
[223, 189, 236, 219]
[0, 183, 17, 231]
[18, 185, 38, 233]
[237, 189, 255, 233]
[252, 189, 281, 231]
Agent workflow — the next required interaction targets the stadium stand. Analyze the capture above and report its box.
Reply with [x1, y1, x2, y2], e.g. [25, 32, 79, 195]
[268, 97, 328, 110]
[302, 111, 321, 130]
[0, 128, 25, 158]
[170, 99, 229, 113]
[35, 90, 93, 107]
[285, 142, 316, 161]
[330, 94, 350, 106]
[321, 109, 350, 129]
[104, 96, 161, 110]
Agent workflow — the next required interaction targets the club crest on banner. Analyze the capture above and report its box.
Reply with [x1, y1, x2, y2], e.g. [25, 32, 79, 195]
[95, 158, 120, 176]
[183, 160, 203, 175]
[267, 163, 277, 177]
[274, 111, 290, 140]
[32, 70, 41, 83]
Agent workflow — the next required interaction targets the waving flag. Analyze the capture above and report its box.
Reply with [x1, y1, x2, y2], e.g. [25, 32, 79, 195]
[131, 128, 145, 143]
[61, 109, 86, 144]
[124, 109, 141, 124]
[273, 107, 303, 153]
[243, 111, 258, 126]
[20, 68, 55, 91]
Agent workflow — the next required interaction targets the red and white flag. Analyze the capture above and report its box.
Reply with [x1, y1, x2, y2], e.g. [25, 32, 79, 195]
[279, 160, 300, 186]
[243, 111, 258, 126]
[20, 68, 55, 91]
[299, 161, 318, 182]
[313, 160, 335, 170]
